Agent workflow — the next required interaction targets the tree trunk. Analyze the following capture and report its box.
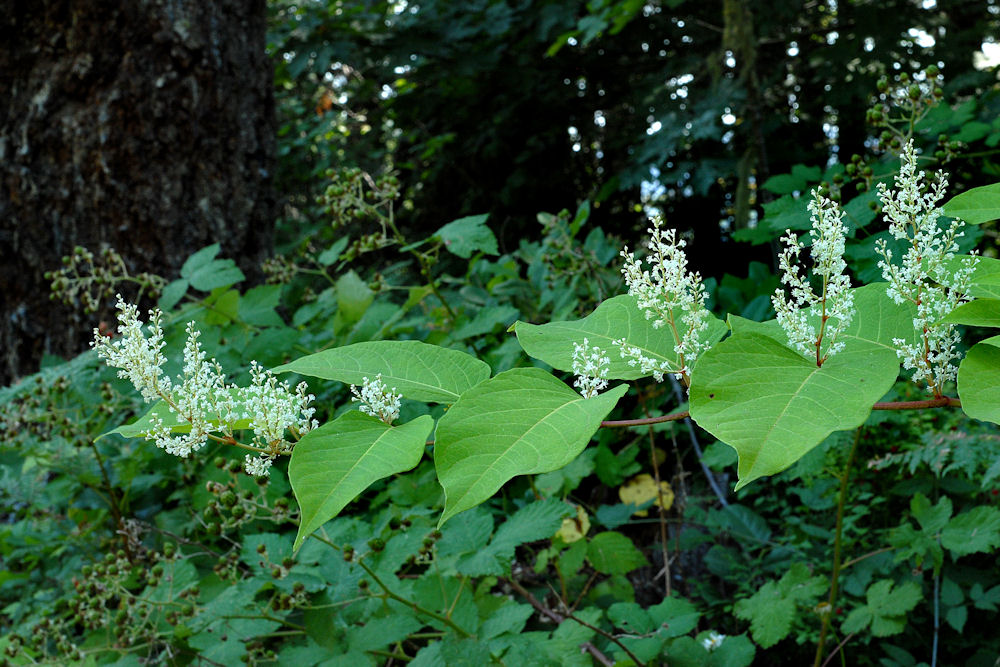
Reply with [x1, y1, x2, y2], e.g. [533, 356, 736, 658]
[0, 0, 276, 385]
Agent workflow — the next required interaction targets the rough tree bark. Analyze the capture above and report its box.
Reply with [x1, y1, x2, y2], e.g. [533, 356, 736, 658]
[0, 0, 276, 384]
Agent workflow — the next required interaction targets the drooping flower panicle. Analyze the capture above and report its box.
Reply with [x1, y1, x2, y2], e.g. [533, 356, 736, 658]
[350, 374, 402, 424]
[875, 140, 977, 393]
[615, 218, 710, 382]
[571, 338, 610, 399]
[92, 296, 317, 473]
[772, 192, 855, 365]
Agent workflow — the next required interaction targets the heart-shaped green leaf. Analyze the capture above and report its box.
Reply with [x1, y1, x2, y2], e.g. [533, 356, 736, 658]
[958, 335, 1000, 425]
[512, 294, 727, 380]
[290, 411, 434, 550]
[434, 368, 626, 525]
[943, 182, 1000, 224]
[689, 333, 898, 489]
[942, 299, 1000, 327]
[274, 341, 491, 403]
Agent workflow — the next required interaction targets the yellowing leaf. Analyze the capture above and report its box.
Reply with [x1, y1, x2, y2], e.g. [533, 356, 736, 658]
[555, 505, 591, 543]
[619, 473, 674, 516]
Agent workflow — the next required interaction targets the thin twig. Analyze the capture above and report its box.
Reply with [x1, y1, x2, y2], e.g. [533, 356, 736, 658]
[505, 577, 644, 666]
[669, 375, 729, 507]
[819, 632, 856, 667]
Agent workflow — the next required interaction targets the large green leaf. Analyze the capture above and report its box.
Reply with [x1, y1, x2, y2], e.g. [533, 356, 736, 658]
[689, 333, 899, 489]
[273, 340, 491, 403]
[942, 299, 1000, 327]
[957, 335, 1000, 425]
[434, 368, 627, 525]
[290, 411, 434, 550]
[730, 283, 918, 352]
[944, 255, 1000, 299]
[943, 182, 1000, 224]
[512, 294, 727, 380]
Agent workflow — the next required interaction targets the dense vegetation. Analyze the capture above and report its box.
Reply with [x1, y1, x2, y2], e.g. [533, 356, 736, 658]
[3, 2, 1000, 666]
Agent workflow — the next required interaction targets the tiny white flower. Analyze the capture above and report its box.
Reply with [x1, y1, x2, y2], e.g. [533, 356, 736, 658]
[350, 374, 401, 424]
[617, 218, 711, 381]
[772, 192, 855, 365]
[571, 338, 610, 398]
[244, 454, 274, 478]
[701, 630, 726, 651]
[875, 140, 977, 393]
[93, 298, 317, 465]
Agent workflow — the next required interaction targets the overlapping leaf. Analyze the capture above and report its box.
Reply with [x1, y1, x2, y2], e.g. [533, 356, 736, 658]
[958, 335, 1000, 426]
[290, 412, 434, 550]
[434, 368, 626, 525]
[274, 340, 491, 403]
[512, 294, 727, 380]
[689, 333, 898, 489]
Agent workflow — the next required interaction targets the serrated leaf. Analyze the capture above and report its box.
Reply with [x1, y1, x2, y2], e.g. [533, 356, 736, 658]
[842, 580, 922, 637]
[318, 237, 349, 266]
[434, 214, 498, 258]
[512, 294, 727, 381]
[733, 563, 826, 648]
[348, 613, 423, 651]
[239, 285, 285, 327]
[941, 505, 1000, 557]
[480, 603, 534, 639]
[648, 596, 701, 637]
[158, 279, 189, 311]
[274, 340, 491, 403]
[958, 336, 1000, 425]
[181, 244, 221, 277]
[434, 368, 627, 525]
[586, 531, 648, 575]
[689, 333, 899, 489]
[290, 412, 433, 550]
[456, 498, 572, 576]
[943, 182, 1000, 224]
[188, 260, 245, 292]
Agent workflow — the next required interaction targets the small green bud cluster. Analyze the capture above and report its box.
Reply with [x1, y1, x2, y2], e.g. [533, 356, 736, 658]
[46, 245, 165, 314]
[867, 67, 946, 154]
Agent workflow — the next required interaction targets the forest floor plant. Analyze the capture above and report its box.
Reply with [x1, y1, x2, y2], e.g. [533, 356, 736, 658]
[74, 137, 1000, 666]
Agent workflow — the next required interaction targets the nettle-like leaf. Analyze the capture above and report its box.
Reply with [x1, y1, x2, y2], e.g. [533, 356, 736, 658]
[958, 335, 1000, 426]
[586, 531, 649, 575]
[512, 294, 727, 380]
[841, 579, 922, 637]
[606, 596, 701, 663]
[941, 505, 1000, 557]
[689, 333, 898, 489]
[274, 340, 491, 403]
[433, 213, 499, 258]
[455, 498, 572, 576]
[889, 493, 951, 573]
[289, 411, 433, 550]
[733, 563, 827, 648]
[434, 368, 626, 525]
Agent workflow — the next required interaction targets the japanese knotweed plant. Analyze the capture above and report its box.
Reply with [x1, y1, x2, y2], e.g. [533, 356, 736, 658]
[99, 146, 1000, 551]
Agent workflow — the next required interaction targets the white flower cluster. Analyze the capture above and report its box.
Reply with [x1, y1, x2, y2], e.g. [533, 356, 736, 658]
[571, 338, 610, 399]
[701, 630, 726, 652]
[92, 295, 317, 470]
[350, 374, 401, 424]
[772, 192, 855, 365]
[616, 218, 711, 381]
[244, 454, 274, 478]
[875, 141, 977, 392]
